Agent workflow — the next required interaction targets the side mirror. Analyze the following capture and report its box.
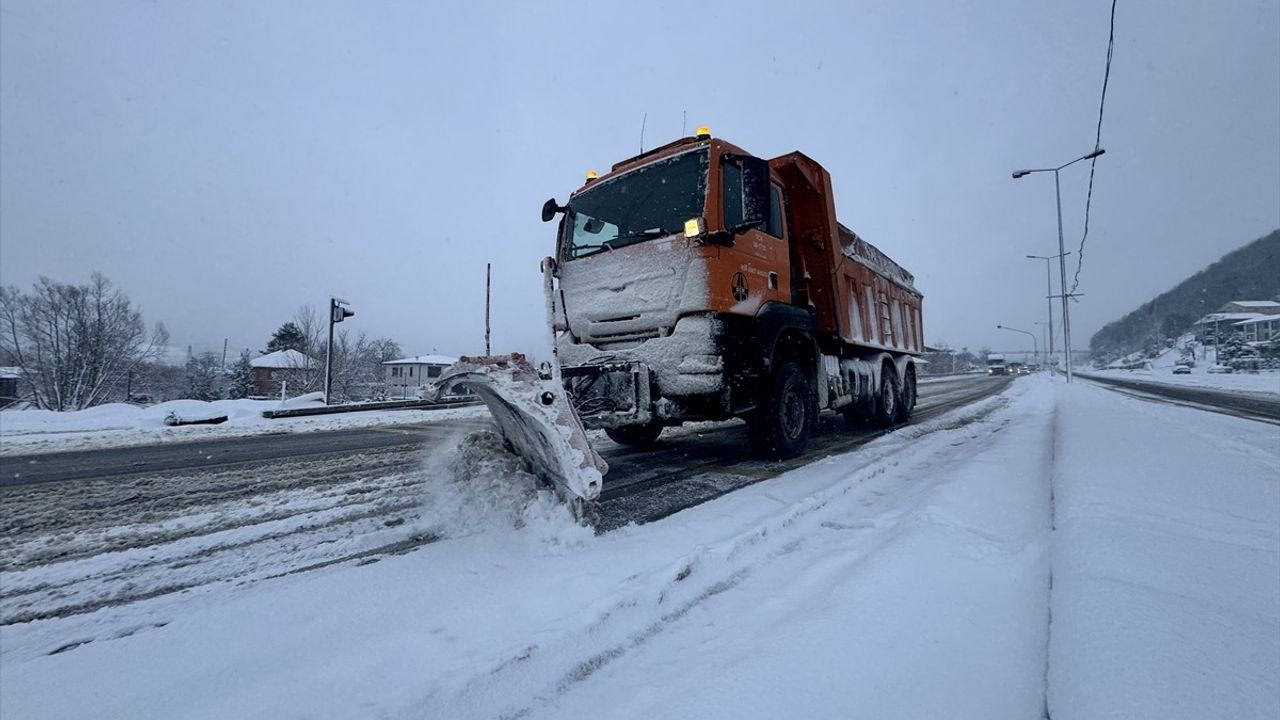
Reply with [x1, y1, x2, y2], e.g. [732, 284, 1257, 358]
[736, 156, 770, 233]
[541, 197, 564, 223]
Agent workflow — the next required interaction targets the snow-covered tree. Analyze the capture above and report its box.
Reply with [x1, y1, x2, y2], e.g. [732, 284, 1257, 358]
[1218, 332, 1247, 362]
[226, 349, 255, 399]
[266, 322, 308, 354]
[183, 351, 224, 401]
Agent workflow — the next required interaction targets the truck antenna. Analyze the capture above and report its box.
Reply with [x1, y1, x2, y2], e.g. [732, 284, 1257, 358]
[639, 112, 647, 153]
[682, 110, 687, 136]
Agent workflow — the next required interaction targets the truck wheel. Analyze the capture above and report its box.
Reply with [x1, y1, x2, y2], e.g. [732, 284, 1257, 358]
[895, 366, 916, 423]
[874, 366, 900, 427]
[604, 422, 663, 447]
[747, 362, 813, 459]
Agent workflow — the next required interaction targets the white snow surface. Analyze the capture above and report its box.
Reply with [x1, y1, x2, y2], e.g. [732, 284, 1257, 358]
[1084, 367, 1280, 396]
[1, 377, 1276, 719]
[1047, 383, 1280, 719]
[0, 399, 488, 456]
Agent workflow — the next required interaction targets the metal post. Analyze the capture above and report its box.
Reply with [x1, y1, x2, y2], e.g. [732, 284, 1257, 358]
[1054, 170, 1073, 382]
[1044, 259, 1055, 364]
[324, 298, 336, 405]
[1012, 148, 1103, 382]
[485, 263, 492, 356]
[997, 325, 1038, 366]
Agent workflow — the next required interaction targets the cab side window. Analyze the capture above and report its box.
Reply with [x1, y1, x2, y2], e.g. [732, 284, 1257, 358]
[722, 162, 743, 229]
[765, 185, 784, 238]
[724, 162, 782, 236]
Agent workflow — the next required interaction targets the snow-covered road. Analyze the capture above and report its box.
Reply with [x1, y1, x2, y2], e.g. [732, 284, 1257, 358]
[1, 377, 1276, 719]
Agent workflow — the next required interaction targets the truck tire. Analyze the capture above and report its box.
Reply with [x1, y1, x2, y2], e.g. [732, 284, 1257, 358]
[747, 362, 813, 459]
[605, 422, 663, 447]
[874, 366, 900, 428]
[894, 365, 916, 424]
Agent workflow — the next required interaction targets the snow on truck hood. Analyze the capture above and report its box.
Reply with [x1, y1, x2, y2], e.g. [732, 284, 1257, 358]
[558, 236, 707, 344]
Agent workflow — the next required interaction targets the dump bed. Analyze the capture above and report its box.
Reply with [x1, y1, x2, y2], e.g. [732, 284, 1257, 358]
[771, 151, 923, 356]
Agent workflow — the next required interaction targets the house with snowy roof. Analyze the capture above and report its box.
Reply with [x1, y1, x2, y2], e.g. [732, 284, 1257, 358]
[1192, 300, 1280, 342]
[250, 349, 317, 397]
[382, 354, 458, 398]
[1232, 314, 1280, 343]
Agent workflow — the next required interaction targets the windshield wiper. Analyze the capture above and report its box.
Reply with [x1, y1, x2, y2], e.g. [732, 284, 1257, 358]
[606, 228, 671, 249]
[572, 243, 614, 259]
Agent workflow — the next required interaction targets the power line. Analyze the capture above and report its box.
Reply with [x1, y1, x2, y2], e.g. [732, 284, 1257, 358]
[1070, 0, 1118, 296]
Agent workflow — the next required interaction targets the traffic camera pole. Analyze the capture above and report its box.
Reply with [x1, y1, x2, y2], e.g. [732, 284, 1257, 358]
[324, 300, 336, 405]
[325, 297, 354, 405]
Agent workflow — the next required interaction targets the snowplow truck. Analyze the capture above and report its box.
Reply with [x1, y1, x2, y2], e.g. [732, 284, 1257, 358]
[439, 129, 922, 517]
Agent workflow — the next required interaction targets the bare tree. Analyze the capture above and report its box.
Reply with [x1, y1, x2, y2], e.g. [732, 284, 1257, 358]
[328, 331, 401, 402]
[0, 274, 168, 410]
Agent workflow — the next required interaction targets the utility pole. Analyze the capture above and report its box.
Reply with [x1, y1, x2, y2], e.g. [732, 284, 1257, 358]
[485, 263, 492, 356]
[324, 297, 354, 405]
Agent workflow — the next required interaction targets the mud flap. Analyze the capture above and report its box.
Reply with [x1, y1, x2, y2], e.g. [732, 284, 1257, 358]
[435, 353, 607, 521]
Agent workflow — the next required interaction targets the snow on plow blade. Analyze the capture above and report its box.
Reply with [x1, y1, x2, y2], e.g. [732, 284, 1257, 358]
[435, 353, 607, 518]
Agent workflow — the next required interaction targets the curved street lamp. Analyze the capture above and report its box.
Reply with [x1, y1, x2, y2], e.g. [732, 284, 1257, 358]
[997, 324, 1039, 367]
[1012, 147, 1105, 382]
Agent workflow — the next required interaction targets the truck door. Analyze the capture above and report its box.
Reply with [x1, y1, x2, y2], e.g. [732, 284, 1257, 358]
[712, 162, 790, 314]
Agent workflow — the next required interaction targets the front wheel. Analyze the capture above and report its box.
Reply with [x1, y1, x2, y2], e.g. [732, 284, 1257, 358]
[604, 421, 663, 447]
[746, 362, 814, 459]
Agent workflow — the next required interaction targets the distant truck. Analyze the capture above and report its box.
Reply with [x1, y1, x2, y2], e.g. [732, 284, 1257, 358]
[987, 354, 1008, 376]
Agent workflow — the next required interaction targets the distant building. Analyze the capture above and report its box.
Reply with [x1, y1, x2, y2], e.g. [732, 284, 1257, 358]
[382, 354, 458, 398]
[250, 349, 317, 397]
[0, 367, 20, 408]
[921, 346, 955, 375]
[1193, 300, 1280, 342]
[1232, 315, 1280, 343]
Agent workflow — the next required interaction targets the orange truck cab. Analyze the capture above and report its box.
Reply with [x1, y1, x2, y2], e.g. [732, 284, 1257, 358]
[541, 129, 923, 458]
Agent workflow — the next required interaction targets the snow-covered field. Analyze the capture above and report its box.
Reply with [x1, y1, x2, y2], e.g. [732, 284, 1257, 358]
[1, 377, 1276, 719]
[0, 398, 488, 456]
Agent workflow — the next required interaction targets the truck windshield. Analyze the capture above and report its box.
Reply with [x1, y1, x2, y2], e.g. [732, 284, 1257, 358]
[564, 148, 709, 260]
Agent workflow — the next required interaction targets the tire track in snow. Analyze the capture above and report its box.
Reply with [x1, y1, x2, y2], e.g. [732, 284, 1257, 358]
[426, 392, 1023, 719]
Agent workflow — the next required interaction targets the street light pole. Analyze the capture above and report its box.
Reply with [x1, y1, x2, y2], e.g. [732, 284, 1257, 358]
[1012, 147, 1104, 383]
[1027, 251, 1071, 374]
[1034, 321, 1051, 367]
[997, 324, 1038, 367]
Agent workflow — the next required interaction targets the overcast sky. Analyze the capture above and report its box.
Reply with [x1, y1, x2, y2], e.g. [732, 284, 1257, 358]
[3, 0, 1278, 361]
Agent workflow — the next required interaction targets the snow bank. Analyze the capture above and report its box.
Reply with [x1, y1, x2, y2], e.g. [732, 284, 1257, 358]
[1048, 383, 1280, 719]
[0, 400, 488, 456]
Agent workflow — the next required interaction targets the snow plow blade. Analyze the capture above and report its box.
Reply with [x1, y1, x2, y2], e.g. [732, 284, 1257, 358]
[434, 353, 607, 519]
